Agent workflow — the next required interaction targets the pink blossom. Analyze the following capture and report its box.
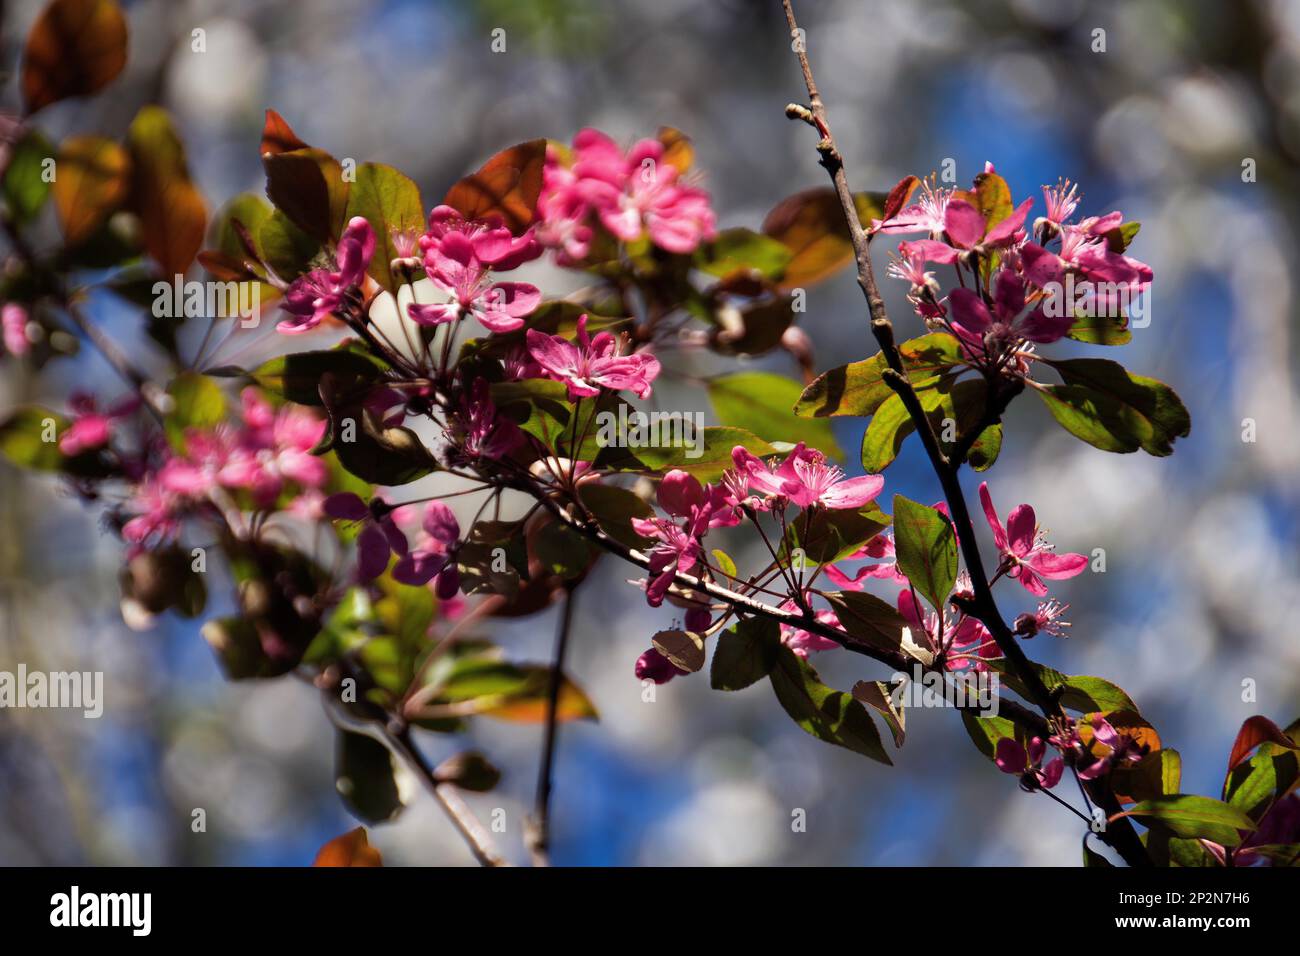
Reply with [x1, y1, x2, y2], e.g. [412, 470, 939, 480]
[324, 492, 409, 581]
[2, 303, 30, 356]
[630, 470, 712, 607]
[873, 179, 952, 237]
[778, 603, 841, 658]
[731, 442, 883, 510]
[978, 482, 1088, 597]
[1076, 716, 1148, 780]
[943, 194, 1034, 252]
[1014, 599, 1071, 639]
[59, 392, 139, 455]
[1039, 179, 1080, 228]
[525, 313, 660, 400]
[218, 389, 327, 503]
[947, 267, 1073, 353]
[277, 217, 376, 334]
[635, 647, 685, 685]
[825, 532, 907, 589]
[896, 588, 994, 671]
[544, 128, 717, 255]
[995, 736, 1064, 790]
[392, 501, 461, 598]
[450, 379, 522, 462]
[409, 205, 542, 333]
[121, 475, 186, 551]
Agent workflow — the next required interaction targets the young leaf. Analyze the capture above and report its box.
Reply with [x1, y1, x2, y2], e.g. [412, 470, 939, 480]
[263, 147, 348, 242]
[795, 333, 963, 419]
[653, 630, 706, 674]
[1035, 358, 1190, 456]
[21, 0, 128, 115]
[260, 108, 311, 157]
[769, 646, 891, 764]
[313, 827, 383, 867]
[444, 140, 546, 233]
[710, 617, 780, 691]
[1227, 716, 1299, 772]
[346, 162, 424, 291]
[891, 494, 957, 612]
[2, 130, 55, 224]
[127, 106, 207, 277]
[1119, 795, 1255, 847]
[53, 135, 130, 246]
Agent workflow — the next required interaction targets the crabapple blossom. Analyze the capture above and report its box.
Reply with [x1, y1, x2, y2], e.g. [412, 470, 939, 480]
[526, 313, 660, 400]
[978, 482, 1087, 597]
[277, 216, 376, 334]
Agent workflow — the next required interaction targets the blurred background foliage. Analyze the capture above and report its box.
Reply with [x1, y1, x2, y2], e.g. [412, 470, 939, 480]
[1, 0, 1298, 865]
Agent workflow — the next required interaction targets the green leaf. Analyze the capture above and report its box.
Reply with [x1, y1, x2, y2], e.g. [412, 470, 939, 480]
[344, 162, 424, 292]
[434, 656, 599, 723]
[2, 129, 55, 224]
[335, 731, 404, 825]
[769, 646, 891, 764]
[0, 405, 67, 471]
[247, 348, 386, 406]
[711, 548, 738, 580]
[824, 590, 910, 660]
[795, 333, 963, 418]
[1223, 748, 1300, 824]
[165, 372, 227, 449]
[1067, 312, 1131, 346]
[960, 709, 1018, 761]
[578, 483, 652, 550]
[1113, 748, 1182, 803]
[710, 371, 841, 457]
[891, 494, 957, 612]
[1036, 358, 1190, 456]
[532, 519, 597, 579]
[258, 208, 320, 279]
[783, 505, 890, 565]
[1122, 795, 1255, 847]
[632, 426, 777, 483]
[851, 679, 906, 747]
[710, 617, 780, 691]
[695, 228, 791, 279]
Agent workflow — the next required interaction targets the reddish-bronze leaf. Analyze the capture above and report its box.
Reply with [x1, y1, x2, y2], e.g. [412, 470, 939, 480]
[657, 126, 693, 173]
[443, 139, 546, 233]
[260, 108, 310, 157]
[52, 134, 130, 245]
[263, 147, 342, 242]
[1227, 716, 1299, 772]
[762, 187, 852, 288]
[312, 827, 382, 867]
[21, 0, 128, 115]
[880, 174, 919, 225]
[127, 106, 207, 277]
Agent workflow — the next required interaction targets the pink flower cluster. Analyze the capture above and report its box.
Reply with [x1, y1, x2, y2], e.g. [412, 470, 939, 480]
[323, 493, 462, 598]
[878, 167, 1152, 363]
[122, 389, 327, 549]
[537, 128, 717, 262]
[525, 313, 661, 401]
[632, 444, 887, 683]
[408, 205, 543, 333]
[278, 217, 376, 334]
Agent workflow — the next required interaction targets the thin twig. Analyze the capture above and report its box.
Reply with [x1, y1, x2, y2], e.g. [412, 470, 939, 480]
[528, 581, 579, 866]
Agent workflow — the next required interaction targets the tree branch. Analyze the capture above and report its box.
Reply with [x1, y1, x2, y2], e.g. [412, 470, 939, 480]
[780, 0, 1150, 866]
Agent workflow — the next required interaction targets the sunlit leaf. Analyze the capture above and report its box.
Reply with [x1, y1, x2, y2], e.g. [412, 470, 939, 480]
[21, 0, 128, 114]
